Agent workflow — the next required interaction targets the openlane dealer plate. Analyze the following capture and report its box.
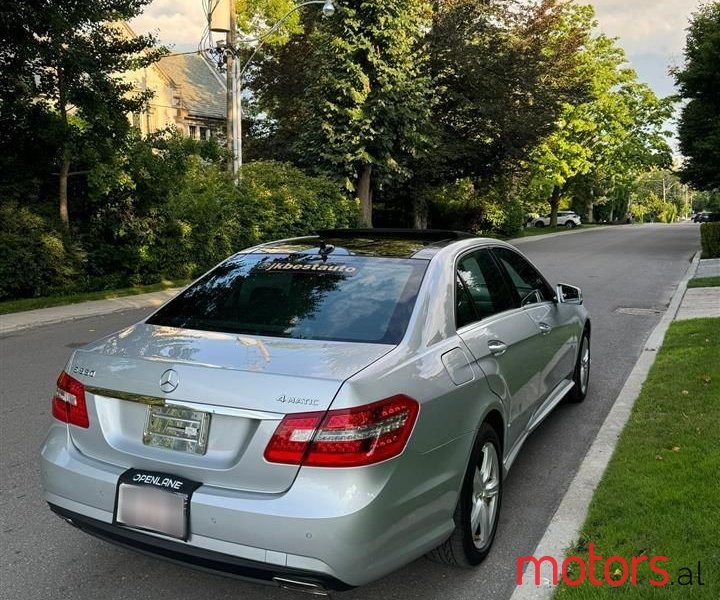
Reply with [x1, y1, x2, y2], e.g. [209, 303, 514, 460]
[113, 469, 201, 541]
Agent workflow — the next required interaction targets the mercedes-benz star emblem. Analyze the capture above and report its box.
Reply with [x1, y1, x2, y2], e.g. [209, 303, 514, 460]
[159, 368, 179, 393]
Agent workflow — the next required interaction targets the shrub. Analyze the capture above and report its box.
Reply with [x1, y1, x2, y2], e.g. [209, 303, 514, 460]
[701, 222, 720, 258]
[424, 179, 524, 236]
[424, 179, 486, 232]
[0, 203, 84, 299]
[160, 160, 358, 278]
[235, 161, 358, 245]
[161, 156, 238, 277]
[495, 199, 525, 237]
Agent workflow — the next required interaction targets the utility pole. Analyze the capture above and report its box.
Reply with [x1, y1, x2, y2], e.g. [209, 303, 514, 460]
[225, 0, 238, 172]
[209, 0, 335, 174]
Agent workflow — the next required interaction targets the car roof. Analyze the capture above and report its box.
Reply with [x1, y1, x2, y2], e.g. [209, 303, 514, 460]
[250, 229, 481, 259]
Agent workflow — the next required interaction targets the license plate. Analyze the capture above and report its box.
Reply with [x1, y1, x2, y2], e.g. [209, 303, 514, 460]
[113, 469, 201, 540]
[143, 404, 211, 455]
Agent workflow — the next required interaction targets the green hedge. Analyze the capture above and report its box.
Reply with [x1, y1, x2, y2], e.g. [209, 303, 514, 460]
[0, 204, 84, 300]
[159, 159, 358, 279]
[0, 154, 359, 300]
[700, 222, 720, 258]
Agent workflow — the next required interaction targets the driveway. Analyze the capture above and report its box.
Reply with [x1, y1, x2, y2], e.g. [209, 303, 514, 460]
[0, 223, 699, 600]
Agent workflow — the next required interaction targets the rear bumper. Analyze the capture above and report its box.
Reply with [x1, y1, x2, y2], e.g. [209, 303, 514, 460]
[49, 503, 352, 591]
[41, 424, 467, 587]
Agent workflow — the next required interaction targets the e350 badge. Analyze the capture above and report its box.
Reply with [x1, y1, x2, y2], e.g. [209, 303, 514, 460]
[72, 365, 96, 377]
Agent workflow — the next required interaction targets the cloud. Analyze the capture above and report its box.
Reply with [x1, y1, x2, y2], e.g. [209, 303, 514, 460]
[591, 0, 702, 58]
[131, 0, 206, 50]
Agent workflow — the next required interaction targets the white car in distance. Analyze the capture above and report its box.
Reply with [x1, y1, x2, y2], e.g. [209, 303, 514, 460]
[532, 211, 582, 228]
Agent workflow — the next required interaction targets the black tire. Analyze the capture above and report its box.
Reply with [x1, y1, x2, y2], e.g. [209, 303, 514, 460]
[567, 329, 590, 403]
[427, 423, 502, 567]
[565, 221, 576, 229]
[535, 221, 545, 228]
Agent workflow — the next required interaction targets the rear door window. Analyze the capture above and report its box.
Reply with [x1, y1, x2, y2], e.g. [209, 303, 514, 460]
[456, 249, 516, 326]
[147, 253, 428, 344]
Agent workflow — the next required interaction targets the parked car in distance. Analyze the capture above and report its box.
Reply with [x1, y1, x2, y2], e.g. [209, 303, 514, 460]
[532, 211, 582, 228]
[694, 212, 720, 223]
[41, 229, 591, 593]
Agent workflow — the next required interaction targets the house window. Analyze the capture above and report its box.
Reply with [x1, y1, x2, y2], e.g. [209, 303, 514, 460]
[189, 125, 198, 139]
[200, 127, 210, 140]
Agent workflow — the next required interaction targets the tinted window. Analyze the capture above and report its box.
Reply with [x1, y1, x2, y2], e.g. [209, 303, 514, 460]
[456, 249, 515, 326]
[492, 247, 553, 306]
[456, 276, 477, 328]
[148, 253, 427, 344]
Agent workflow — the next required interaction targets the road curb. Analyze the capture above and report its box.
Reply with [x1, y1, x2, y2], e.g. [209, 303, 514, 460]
[0, 288, 182, 336]
[509, 250, 701, 600]
[509, 225, 632, 245]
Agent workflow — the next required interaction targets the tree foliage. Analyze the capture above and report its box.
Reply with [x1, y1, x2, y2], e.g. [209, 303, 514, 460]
[425, 0, 590, 184]
[527, 16, 672, 225]
[250, 0, 434, 226]
[0, 0, 164, 227]
[675, 1, 720, 191]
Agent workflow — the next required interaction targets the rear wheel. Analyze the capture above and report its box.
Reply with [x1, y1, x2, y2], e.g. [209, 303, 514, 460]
[567, 330, 590, 403]
[427, 423, 502, 567]
[535, 221, 545, 228]
[565, 220, 576, 229]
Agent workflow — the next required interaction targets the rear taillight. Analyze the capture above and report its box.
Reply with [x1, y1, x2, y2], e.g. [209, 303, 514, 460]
[264, 395, 419, 467]
[51, 372, 89, 428]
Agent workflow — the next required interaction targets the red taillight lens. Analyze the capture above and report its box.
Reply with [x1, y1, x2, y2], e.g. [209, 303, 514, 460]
[51, 372, 89, 428]
[264, 395, 419, 467]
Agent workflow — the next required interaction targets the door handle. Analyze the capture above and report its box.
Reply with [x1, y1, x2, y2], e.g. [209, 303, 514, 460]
[488, 340, 507, 356]
[538, 322, 552, 335]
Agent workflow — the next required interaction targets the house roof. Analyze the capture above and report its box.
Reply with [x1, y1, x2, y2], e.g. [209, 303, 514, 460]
[157, 54, 226, 121]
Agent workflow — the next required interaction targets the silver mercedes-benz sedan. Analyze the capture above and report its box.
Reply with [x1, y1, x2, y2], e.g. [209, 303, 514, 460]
[41, 229, 590, 593]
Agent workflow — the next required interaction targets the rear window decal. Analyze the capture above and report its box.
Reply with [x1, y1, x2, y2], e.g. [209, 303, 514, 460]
[261, 262, 357, 274]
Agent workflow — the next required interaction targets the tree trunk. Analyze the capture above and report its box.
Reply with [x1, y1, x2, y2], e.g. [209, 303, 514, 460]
[358, 164, 373, 227]
[57, 64, 71, 229]
[586, 189, 594, 224]
[413, 197, 427, 229]
[549, 185, 561, 227]
[59, 151, 70, 229]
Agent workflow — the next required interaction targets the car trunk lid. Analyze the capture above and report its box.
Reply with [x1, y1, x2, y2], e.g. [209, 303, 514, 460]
[65, 323, 393, 493]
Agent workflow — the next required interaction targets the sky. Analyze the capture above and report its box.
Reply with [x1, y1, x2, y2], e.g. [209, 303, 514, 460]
[132, 0, 705, 142]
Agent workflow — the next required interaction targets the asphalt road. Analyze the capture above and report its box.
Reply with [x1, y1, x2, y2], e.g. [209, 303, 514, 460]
[0, 223, 700, 600]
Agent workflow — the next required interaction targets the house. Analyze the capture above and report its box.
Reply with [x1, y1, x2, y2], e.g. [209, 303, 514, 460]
[120, 23, 226, 139]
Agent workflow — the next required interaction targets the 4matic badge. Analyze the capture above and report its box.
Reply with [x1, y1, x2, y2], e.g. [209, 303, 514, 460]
[275, 394, 320, 407]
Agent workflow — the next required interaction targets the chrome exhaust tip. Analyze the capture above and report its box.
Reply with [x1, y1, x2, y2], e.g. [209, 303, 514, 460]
[273, 577, 329, 596]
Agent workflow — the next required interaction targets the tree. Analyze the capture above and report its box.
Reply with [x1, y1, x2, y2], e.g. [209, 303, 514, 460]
[425, 0, 590, 186]
[528, 22, 672, 226]
[675, 2, 720, 191]
[1, 1, 163, 228]
[251, 0, 434, 226]
[630, 169, 691, 223]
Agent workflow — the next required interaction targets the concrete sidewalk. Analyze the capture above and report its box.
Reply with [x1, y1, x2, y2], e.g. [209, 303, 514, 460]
[676, 257, 720, 321]
[694, 256, 720, 278]
[0, 288, 182, 336]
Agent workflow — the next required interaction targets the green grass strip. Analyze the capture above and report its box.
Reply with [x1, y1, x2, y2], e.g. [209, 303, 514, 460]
[554, 318, 719, 598]
[687, 276, 720, 289]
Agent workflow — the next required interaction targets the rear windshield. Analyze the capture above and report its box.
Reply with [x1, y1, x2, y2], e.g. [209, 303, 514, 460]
[147, 253, 428, 344]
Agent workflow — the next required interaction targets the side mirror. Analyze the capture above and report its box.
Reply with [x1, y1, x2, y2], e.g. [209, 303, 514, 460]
[556, 283, 583, 305]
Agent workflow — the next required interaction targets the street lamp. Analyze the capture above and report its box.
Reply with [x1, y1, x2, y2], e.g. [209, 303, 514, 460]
[322, 0, 336, 17]
[222, 1, 337, 174]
